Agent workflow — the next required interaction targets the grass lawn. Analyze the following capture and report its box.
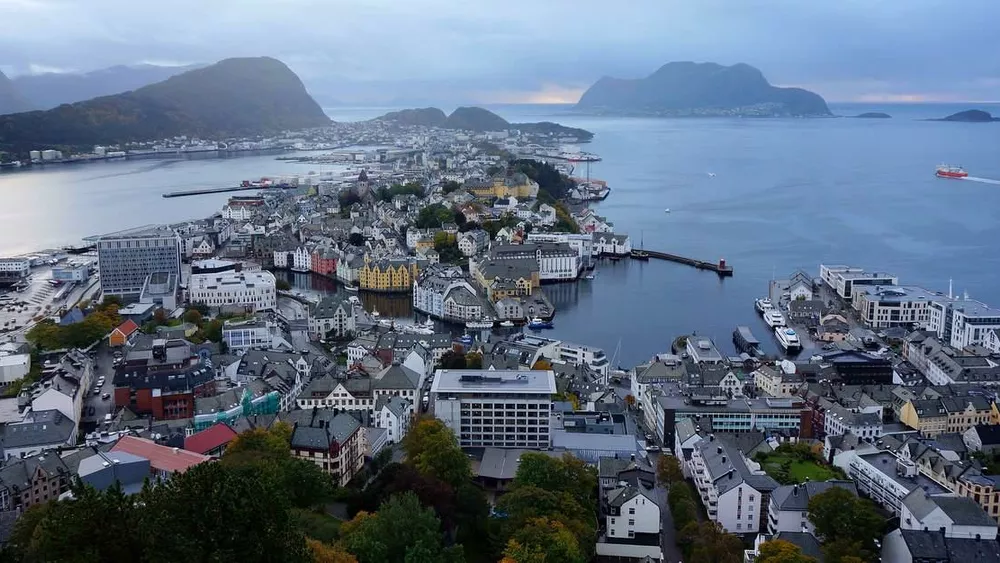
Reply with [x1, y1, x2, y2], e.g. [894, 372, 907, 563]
[757, 449, 844, 485]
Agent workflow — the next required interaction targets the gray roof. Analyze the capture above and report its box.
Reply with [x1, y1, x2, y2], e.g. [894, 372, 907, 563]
[375, 364, 420, 390]
[771, 533, 824, 562]
[607, 483, 657, 508]
[897, 529, 1000, 562]
[432, 369, 556, 395]
[0, 452, 71, 492]
[904, 491, 996, 527]
[77, 450, 150, 494]
[375, 395, 410, 418]
[312, 295, 351, 319]
[598, 456, 653, 479]
[695, 436, 779, 495]
[476, 448, 561, 480]
[287, 409, 361, 450]
[1, 410, 75, 450]
[771, 481, 857, 511]
[634, 360, 686, 382]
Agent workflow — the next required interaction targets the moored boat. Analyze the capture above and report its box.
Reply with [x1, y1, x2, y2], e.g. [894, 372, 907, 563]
[764, 310, 786, 328]
[754, 298, 773, 314]
[527, 317, 554, 330]
[775, 327, 802, 351]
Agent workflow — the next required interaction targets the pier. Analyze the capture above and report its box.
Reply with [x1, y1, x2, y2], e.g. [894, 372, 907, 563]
[162, 186, 263, 198]
[631, 249, 733, 276]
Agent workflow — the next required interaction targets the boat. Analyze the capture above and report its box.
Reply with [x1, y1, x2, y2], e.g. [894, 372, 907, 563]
[775, 327, 802, 351]
[733, 326, 763, 357]
[459, 333, 474, 346]
[754, 298, 774, 314]
[936, 164, 968, 179]
[583, 273, 596, 280]
[764, 310, 786, 328]
[499, 320, 516, 327]
[344, 285, 358, 292]
[465, 320, 494, 330]
[664, 208, 671, 213]
[527, 317, 554, 330]
[371, 309, 380, 318]
[632, 232, 650, 261]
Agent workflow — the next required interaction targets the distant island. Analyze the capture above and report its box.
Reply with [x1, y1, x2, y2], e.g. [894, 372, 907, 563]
[932, 109, 998, 122]
[853, 112, 892, 119]
[0, 57, 331, 155]
[575, 61, 831, 117]
[375, 106, 593, 140]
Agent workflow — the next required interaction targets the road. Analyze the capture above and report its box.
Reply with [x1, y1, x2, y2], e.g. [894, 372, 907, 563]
[80, 342, 119, 428]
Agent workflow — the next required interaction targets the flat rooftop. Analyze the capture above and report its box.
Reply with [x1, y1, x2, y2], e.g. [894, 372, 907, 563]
[432, 369, 556, 395]
[858, 451, 948, 495]
[856, 285, 944, 304]
[88, 224, 177, 241]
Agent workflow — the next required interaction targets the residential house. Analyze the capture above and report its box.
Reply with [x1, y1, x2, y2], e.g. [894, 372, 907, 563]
[592, 233, 631, 256]
[183, 423, 239, 457]
[0, 453, 72, 513]
[962, 424, 1000, 454]
[901, 396, 998, 437]
[109, 319, 140, 347]
[358, 256, 421, 293]
[881, 529, 1000, 563]
[374, 396, 412, 445]
[287, 408, 364, 487]
[766, 481, 858, 536]
[899, 489, 997, 540]
[309, 295, 356, 339]
[458, 229, 490, 257]
[2, 410, 77, 459]
[688, 435, 779, 533]
[597, 481, 662, 561]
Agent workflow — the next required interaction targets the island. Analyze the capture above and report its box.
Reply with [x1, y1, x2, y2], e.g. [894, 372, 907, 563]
[375, 106, 593, 141]
[575, 61, 831, 117]
[933, 109, 998, 122]
[853, 112, 892, 119]
[0, 57, 331, 154]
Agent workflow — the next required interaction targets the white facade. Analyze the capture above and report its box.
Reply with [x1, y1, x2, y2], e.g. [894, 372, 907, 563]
[308, 297, 356, 339]
[687, 438, 775, 534]
[0, 351, 30, 383]
[223, 319, 286, 352]
[292, 247, 312, 272]
[606, 488, 660, 539]
[819, 264, 898, 300]
[222, 204, 258, 221]
[823, 403, 883, 441]
[488, 243, 581, 282]
[526, 232, 595, 265]
[592, 233, 631, 256]
[900, 491, 998, 540]
[0, 258, 30, 278]
[374, 397, 413, 444]
[188, 270, 277, 312]
[431, 370, 555, 448]
[851, 286, 940, 329]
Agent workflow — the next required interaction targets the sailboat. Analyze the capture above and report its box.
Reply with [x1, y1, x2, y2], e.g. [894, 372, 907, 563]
[632, 231, 650, 260]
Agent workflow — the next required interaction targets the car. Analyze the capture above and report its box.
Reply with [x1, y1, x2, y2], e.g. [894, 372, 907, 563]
[102, 393, 110, 400]
[645, 444, 661, 453]
[93, 388, 101, 396]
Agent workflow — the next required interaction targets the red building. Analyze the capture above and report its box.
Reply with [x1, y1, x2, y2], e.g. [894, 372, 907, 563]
[311, 250, 337, 276]
[112, 338, 217, 421]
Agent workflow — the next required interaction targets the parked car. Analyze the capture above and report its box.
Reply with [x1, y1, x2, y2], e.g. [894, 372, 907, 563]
[101, 393, 110, 400]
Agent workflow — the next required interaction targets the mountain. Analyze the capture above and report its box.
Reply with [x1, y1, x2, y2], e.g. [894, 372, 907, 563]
[0, 57, 330, 154]
[576, 61, 831, 117]
[0, 70, 32, 116]
[934, 109, 998, 122]
[375, 106, 593, 140]
[13, 64, 203, 110]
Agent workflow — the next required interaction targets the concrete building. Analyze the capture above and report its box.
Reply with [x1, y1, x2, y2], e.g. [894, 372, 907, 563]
[431, 369, 556, 448]
[526, 232, 596, 270]
[0, 345, 30, 384]
[597, 482, 662, 561]
[487, 243, 580, 282]
[458, 229, 490, 257]
[309, 295, 355, 339]
[688, 435, 779, 533]
[899, 490, 998, 540]
[374, 395, 412, 445]
[753, 366, 803, 398]
[685, 337, 724, 364]
[222, 317, 290, 352]
[900, 396, 998, 437]
[188, 270, 276, 313]
[413, 265, 485, 322]
[819, 264, 898, 300]
[823, 401, 884, 441]
[841, 449, 948, 515]
[592, 233, 631, 256]
[929, 298, 1000, 350]
[852, 285, 941, 329]
[0, 257, 30, 282]
[94, 225, 181, 301]
[1, 410, 77, 459]
[766, 481, 857, 536]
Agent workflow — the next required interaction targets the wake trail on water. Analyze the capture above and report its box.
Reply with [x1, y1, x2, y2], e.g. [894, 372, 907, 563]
[81, 159, 182, 182]
[962, 176, 1000, 185]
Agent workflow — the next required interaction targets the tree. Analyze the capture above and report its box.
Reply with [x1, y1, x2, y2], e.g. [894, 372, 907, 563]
[307, 539, 358, 563]
[348, 232, 365, 247]
[403, 418, 471, 489]
[415, 203, 454, 229]
[465, 351, 482, 369]
[182, 308, 203, 325]
[531, 359, 552, 370]
[624, 394, 636, 409]
[441, 180, 463, 194]
[503, 517, 585, 563]
[657, 455, 684, 489]
[453, 208, 467, 227]
[202, 318, 224, 342]
[757, 539, 818, 563]
[152, 307, 168, 326]
[513, 453, 596, 510]
[276, 278, 292, 291]
[808, 487, 883, 562]
[438, 350, 467, 369]
[338, 492, 463, 563]
[679, 521, 744, 563]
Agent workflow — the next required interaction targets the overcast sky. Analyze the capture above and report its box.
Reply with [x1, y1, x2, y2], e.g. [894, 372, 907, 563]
[2, 0, 998, 104]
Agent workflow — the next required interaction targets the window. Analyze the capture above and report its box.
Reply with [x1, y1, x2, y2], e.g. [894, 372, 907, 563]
[627, 530, 634, 538]
[628, 508, 635, 514]
[628, 519, 635, 526]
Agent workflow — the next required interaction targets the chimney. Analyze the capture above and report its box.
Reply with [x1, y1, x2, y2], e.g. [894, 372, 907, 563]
[793, 485, 799, 496]
[717, 446, 722, 454]
[722, 456, 727, 464]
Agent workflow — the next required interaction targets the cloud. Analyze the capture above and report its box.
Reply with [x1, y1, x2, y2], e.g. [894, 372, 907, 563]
[1, 0, 999, 103]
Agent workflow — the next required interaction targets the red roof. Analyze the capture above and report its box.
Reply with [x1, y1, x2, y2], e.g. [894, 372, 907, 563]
[114, 319, 140, 337]
[111, 436, 210, 474]
[184, 423, 238, 455]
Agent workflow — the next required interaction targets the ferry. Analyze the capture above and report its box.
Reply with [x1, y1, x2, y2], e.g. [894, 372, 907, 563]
[775, 327, 802, 351]
[527, 317, 554, 330]
[936, 165, 968, 179]
[764, 310, 786, 328]
[754, 298, 773, 314]
[465, 320, 494, 330]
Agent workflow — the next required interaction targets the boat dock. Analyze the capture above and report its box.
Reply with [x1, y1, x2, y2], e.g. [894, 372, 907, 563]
[162, 185, 265, 198]
[733, 326, 763, 357]
[631, 250, 733, 276]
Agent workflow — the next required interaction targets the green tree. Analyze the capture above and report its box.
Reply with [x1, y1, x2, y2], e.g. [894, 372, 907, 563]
[441, 180, 463, 194]
[338, 492, 463, 563]
[438, 350, 467, 369]
[504, 517, 585, 563]
[512, 453, 596, 510]
[465, 351, 482, 369]
[808, 487, 883, 562]
[657, 455, 684, 488]
[757, 539, 818, 563]
[276, 278, 292, 291]
[679, 521, 743, 563]
[348, 232, 365, 246]
[415, 204, 455, 229]
[182, 308, 203, 325]
[403, 418, 471, 489]
[453, 208, 467, 227]
[202, 318, 224, 342]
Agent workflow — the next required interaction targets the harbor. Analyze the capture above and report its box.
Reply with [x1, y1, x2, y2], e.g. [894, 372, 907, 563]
[631, 249, 733, 276]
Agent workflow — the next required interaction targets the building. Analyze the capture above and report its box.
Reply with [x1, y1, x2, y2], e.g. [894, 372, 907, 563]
[929, 297, 1000, 349]
[309, 296, 355, 339]
[753, 366, 803, 398]
[140, 271, 180, 311]
[900, 396, 998, 437]
[525, 232, 596, 270]
[110, 436, 210, 479]
[94, 225, 182, 301]
[358, 256, 421, 293]
[222, 317, 289, 352]
[413, 265, 486, 322]
[686, 337, 725, 364]
[1, 410, 77, 459]
[597, 481, 662, 561]
[486, 243, 580, 282]
[811, 349, 894, 385]
[688, 435, 779, 533]
[78, 450, 151, 494]
[0, 257, 30, 283]
[852, 285, 941, 329]
[188, 270, 277, 313]
[899, 490, 998, 540]
[823, 401, 884, 441]
[841, 449, 948, 515]
[819, 264, 898, 300]
[650, 394, 807, 449]
[374, 396, 412, 444]
[592, 233, 632, 257]
[0, 454, 72, 514]
[431, 369, 556, 449]
[464, 172, 539, 200]
[184, 423, 239, 457]
[903, 333, 1000, 386]
[0, 345, 30, 384]
[766, 481, 857, 536]
[51, 265, 89, 282]
[962, 424, 1000, 454]
[458, 229, 490, 257]
[112, 338, 216, 420]
[881, 529, 1000, 563]
[287, 408, 364, 487]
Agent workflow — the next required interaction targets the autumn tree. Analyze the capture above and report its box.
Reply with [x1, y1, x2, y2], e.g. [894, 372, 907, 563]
[808, 487, 883, 562]
[757, 539, 818, 563]
[465, 351, 483, 369]
[679, 521, 744, 563]
[624, 394, 636, 409]
[307, 539, 358, 563]
[338, 492, 463, 563]
[503, 517, 585, 563]
[657, 454, 684, 488]
[182, 308, 203, 325]
[403, 417, 471, 489]
[531, 359, 552, 370]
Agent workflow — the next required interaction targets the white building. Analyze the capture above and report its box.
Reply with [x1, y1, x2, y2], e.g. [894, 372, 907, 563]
[374, 396, 413, 445]
[431, 369, 556, 449]
[0, 346, 30, 384]
[767, 481, 858, 536]
[413, 265, 485, 322]
[899, 490, 998, 540]
[596, 483, 662, 561]
[292, 247, 312, 272]
[558, 341, 610, 381]
[928, 298, 1000, 349]
[753, 366, 801, 398]
[526, 232, 596, 268]
[592, 233, 631, 256]
[823, 402, 884, 442]
[841, 449, 948, 515]
[458, 230, 489, 257]
[851, 285, 941, 329]
[687, 436, 779, 533]
[487, 243, 581, 282]
[222, 318, 290, 352]
[0, 258, 30, 280]
[308, 296, 356, 339]
[819, 264, 898, 300]
[188, 270, 276, 312]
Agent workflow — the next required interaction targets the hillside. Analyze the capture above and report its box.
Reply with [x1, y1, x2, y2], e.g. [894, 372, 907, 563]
[0, 70, 32, 116]
[376, 106, 593, 140]
[0, 57, 330, 154]
[13, 63, 203, 110]
[576, 61, 831, 117]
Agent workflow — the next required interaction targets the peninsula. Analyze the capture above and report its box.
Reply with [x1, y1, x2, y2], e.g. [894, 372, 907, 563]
[375, 106, 594, 141]
[575, 61, 831, 117]
[0, 57, 331, 154]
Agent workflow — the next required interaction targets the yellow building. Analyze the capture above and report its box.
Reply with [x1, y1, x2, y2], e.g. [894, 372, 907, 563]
[359, 256, 421, 293]
[465, 173, 539, 200]
[900, 396, 998, 437]
[472, 259, 538, 302]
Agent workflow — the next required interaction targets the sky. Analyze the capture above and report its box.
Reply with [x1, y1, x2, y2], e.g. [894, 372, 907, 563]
[1, 0, 999, 104]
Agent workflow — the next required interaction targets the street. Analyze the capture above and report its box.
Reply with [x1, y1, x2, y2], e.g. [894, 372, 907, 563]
[80, 342, 119, 427]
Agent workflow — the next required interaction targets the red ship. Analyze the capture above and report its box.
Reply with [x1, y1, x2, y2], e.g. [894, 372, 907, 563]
[936, 164, 968, 179]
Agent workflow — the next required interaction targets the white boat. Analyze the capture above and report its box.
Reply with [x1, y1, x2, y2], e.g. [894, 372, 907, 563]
[775, 327, 802, 351]
[371, 309, 380, 318]
[664, 208, 671, 213]
[764, 310, 786, 328]
[465, 320, 494, 330]
[499, 320, 515, 327]
[707, 172, 716, 177]
[754, 298, 773, 314]
[344, 285, 358, 292]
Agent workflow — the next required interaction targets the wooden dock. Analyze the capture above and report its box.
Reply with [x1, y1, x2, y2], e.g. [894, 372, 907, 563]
[631, 249, 733, 276]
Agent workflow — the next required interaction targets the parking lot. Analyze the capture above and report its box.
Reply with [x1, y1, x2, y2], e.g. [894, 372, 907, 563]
[0, 255, 100, 342]
[80, 342, 119, 426]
